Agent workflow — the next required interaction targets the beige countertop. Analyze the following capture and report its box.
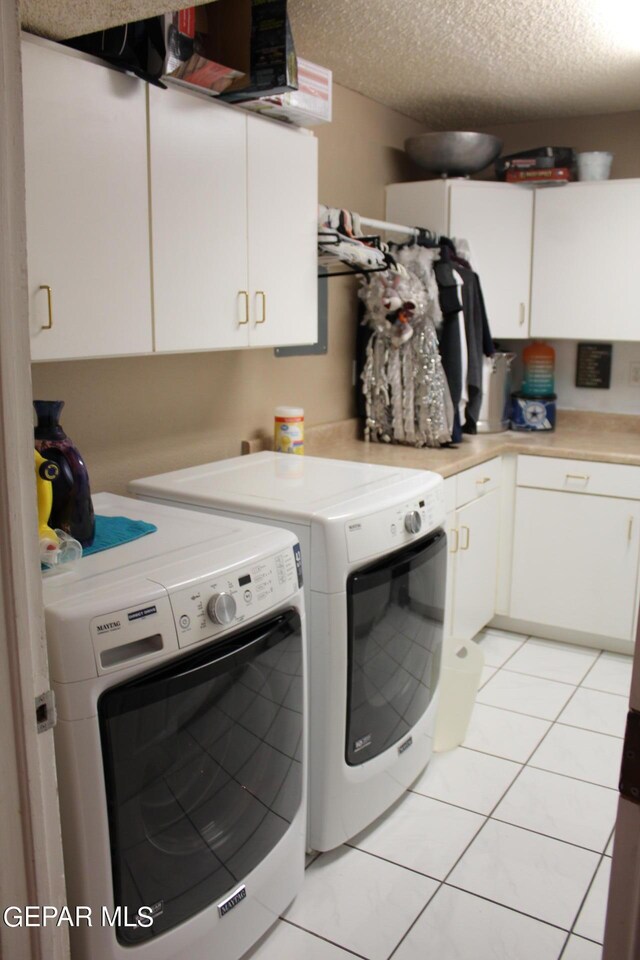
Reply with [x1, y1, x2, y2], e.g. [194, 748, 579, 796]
[304, 411, 640, 478]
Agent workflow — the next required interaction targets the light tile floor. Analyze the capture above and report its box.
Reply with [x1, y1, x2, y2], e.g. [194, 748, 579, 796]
[243, 632, 631, 960]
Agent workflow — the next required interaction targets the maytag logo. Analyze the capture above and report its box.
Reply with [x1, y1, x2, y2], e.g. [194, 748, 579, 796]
[398, 735, 413, 755]
[96, 621, 121, 634]
[348, 522, 362, 532]
[218, 885, 246, 918]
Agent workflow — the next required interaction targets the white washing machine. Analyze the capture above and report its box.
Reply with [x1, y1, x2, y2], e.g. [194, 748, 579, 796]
[43, 493, 307, 960]
[130, 454, 446, 852]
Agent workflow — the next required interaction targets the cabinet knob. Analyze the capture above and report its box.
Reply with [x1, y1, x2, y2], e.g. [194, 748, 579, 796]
[39, 285, 53, 330]
[256, 290, 266, 324]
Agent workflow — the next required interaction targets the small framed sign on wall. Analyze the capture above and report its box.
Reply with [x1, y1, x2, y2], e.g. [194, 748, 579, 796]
[576, 343, 613, 389]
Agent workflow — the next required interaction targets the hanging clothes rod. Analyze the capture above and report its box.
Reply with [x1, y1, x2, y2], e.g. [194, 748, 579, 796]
[359, 216, 420, 237]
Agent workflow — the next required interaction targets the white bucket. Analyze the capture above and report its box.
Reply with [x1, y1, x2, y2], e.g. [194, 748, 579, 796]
[577, 151, 613, 181]
[434, 639, 485, 752]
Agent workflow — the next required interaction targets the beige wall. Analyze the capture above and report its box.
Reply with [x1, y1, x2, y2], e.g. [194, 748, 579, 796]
[31, 84, 426, 495]
[477, 110, 640, 179]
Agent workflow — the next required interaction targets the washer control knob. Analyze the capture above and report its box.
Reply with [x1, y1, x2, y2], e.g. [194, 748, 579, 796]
[404, 510, 422, 535]
[207, 592, 237, 625]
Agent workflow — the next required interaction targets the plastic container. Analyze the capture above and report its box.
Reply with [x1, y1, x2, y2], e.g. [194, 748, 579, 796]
[274, 406, 304, 454]
[577, 151, 613, 181]
[521, 341, 555, 398]
[434, 639, 485, 753]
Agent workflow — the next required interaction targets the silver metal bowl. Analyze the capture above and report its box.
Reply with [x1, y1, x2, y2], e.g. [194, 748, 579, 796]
[404, 132, 503, 177]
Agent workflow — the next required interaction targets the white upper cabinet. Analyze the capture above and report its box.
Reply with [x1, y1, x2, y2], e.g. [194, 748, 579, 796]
[23, 38, 318, 361]
[246, 115, 318, 348]
[149, 85, 250, 352]
[150, 99, 318, 352]
[386, 180, 534, 339]
[23, 40, 153, 360]
[531, 179, 640, 340]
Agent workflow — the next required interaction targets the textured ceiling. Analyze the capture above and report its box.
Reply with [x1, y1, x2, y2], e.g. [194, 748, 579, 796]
[20, 0, 199, 39]
[288, 0, 640, 126]
[20, 0, 640, 126]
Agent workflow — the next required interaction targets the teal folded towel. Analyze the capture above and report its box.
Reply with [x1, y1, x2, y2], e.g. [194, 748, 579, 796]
[83, 515, 157, 557]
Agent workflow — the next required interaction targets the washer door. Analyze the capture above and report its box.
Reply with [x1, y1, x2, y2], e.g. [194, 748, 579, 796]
[346, 530, 445, 765]
[98, 608, 303, 944]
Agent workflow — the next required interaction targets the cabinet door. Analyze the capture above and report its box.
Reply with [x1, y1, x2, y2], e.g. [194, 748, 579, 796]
[451, 490, 500, 642]
[449, 182, 533, 340]
[23, 41, 153, 360]
[247, 116, 318, 348]
[149, 86, 250, 352]
[531, 180, 640, 340]
[510, 487, 640, 641]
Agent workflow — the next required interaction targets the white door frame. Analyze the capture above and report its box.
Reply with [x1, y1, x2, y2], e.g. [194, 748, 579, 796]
[0, 3, 68, 958]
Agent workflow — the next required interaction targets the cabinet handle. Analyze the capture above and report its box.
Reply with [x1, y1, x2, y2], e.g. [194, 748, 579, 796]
[238, 290, 249, 325]
[476, 477, 491, 486]
[565, 473, 590, 483]
[256, 290, 266, 324]
[629, 517, 634, 543]
[461, 525, 470, 550]
[39, 285, 53, 330]
[519, 302, 526, 326]
[449, 528, 459, 554]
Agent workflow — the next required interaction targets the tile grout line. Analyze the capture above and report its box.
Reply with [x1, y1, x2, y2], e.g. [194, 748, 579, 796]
[286, 636, 621, 960]
[279, 917, 369, 959]
[563, 848, 609, 948]
[468, 697, 626, 736]
[481, 634, 630, 698]
[442, 881, 579, 935]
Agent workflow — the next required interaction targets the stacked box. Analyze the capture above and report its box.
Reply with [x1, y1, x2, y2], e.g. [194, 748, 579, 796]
[240, 59, 332, 126]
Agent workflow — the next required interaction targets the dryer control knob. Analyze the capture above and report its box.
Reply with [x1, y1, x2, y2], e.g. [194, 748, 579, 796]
[207, 592, 237, 625]
[404, 510, 422, 534]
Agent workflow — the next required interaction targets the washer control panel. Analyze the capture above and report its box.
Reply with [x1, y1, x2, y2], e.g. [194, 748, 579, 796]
[345, 485, 445, 563]
[170, 544, 301, 647]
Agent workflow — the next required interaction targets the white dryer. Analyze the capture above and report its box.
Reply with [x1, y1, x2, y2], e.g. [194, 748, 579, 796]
[43, 493, 306, 960]
[130, 454, 446, 852]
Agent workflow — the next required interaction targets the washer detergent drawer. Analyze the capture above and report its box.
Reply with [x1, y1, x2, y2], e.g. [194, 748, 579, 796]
[345, 530, 445, 766]
[98, 609, 303, 944]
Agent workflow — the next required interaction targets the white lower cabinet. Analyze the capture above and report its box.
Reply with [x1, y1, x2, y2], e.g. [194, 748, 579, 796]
[446, 460, 501, 643]
[510, 483, 640, 643]
[450, 491, 500, 641]
[445, 453, 640, 651]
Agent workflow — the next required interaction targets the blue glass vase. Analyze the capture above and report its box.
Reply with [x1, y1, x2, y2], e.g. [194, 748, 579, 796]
[34, 400, 95, 547]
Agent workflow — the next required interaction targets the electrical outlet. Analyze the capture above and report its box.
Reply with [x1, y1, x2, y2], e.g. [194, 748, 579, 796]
[629, 362, 640, 386]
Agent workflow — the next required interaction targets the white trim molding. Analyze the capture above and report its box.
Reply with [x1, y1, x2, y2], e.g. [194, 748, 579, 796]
[0, 3, 68, 959]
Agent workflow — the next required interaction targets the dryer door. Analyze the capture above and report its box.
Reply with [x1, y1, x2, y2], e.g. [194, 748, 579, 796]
[346, 530, 445, 765]
[98, 608, 303, 944]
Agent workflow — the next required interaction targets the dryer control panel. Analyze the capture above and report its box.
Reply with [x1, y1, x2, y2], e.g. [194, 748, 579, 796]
[169, 544, 301, 648]
[345, 485, 445, 564]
